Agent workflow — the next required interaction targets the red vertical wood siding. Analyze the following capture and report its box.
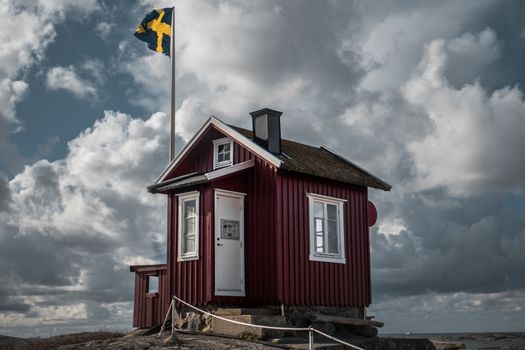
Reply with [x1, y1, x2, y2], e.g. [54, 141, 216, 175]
[275, 172, 371, 307]
[132, 266, 169, 328]
[167, 125, 278, 306]
[170, 161, 278, 306]
[166, 126, 249, 179]
[162, 125, 370, 310]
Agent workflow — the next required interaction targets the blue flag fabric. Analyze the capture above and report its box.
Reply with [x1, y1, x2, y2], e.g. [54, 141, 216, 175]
[134, 8, 173, 57]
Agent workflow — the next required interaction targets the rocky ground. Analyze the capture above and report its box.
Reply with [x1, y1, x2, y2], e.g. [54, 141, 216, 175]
[0, 330, 285, 350]
[3, 330, 523, 350]
[55, 331, 285, 350]
[0, 332, 125, 350]
[429, 333, 525, 350]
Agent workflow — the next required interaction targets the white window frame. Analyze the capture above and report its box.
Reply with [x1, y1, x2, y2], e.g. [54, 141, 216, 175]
[213, 137, 234, 169]
[177, 191, 200, 261]
[307, 192, 346, 264]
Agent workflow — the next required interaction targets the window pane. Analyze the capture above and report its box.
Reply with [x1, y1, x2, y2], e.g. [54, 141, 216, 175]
[223, 143, 230, 152]
[327, 218, 338, 254]
[328, 236, 339, 254]
[223, 150, 230, 161]
[217, 144, 225, 153]
[218, 153, 225, 162]
[313, 201, 323, 218]
[183, 237, 195, 254]
[316, 236, 324, 253]
[148, 275, 159, 293]
[327, 204, 337, 220]
[185, 218, 195, 236]
[315, 218, 324, 233]
[185, 200, 196, 217]
[327, 219, 337, 236]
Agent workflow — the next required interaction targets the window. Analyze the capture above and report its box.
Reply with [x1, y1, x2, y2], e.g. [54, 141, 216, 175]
[307, 193, 346, 263]
[213, 138, 233, 169]
[148, 275, 159, 293]
[177, 191, 200, 261]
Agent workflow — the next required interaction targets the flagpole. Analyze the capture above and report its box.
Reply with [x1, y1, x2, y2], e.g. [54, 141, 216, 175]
[170, 4, 176, 161]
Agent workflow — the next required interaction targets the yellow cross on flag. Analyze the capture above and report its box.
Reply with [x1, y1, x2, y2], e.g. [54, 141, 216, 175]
[135, 8, 173, 56]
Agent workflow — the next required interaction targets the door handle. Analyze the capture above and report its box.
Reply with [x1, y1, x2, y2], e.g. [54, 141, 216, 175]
[217, 243, 223, 246]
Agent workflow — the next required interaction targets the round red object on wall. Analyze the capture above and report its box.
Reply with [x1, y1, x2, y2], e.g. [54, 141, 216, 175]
[367, 201, 377, 227]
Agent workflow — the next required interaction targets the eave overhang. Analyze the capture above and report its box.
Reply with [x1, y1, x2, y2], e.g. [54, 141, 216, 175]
[148, 159, 255, 194]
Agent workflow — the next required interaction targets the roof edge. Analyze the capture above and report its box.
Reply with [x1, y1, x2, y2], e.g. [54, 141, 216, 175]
[147, 171, 200, 193]
[153, 116, 282, 185]
[320, 145, 392, 191]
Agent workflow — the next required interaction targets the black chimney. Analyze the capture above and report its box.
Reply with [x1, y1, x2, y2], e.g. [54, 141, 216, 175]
[250, 108, 283, 154]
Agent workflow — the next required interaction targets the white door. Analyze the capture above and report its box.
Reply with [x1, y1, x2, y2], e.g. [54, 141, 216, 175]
[214, 189, 245, 296]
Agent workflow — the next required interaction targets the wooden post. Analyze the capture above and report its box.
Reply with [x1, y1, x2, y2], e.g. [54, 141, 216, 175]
[171, 298, 177, 336]
[158, 299, 173, 338]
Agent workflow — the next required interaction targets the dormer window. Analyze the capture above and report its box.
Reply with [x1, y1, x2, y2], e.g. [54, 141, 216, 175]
[213, 138, 233, 169]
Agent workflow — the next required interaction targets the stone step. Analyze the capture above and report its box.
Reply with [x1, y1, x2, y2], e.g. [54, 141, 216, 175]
[211, 314, 290, 339]
[214, 308, 281, 316]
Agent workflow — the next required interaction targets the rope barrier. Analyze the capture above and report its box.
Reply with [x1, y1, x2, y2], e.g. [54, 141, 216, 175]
[169, 295, 366, 350]
[313, 328, 365, 350]
[172, 295, 310, 332]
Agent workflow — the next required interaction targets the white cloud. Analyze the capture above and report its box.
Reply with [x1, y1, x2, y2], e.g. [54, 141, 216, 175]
[122, 53, 171, 112]
[404, 33, 525, 195]
[0, 1, 55, 127]
[45, 60, 107, 101]
[0, 80, 28, 126]
[444, 29, 501, 87]
[0, 110, 169, 332]
[357, 1, 495, 92]
[0, 0, 100, 121]
[46, 66, 99, 100]
[95, 21, 114, 41]
[0, 0, 100, 170]
[82, 59, 105, 85]
[16, 0, 100, 20]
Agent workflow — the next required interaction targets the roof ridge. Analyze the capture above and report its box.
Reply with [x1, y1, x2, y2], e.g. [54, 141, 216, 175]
[229, 124, 322, 151]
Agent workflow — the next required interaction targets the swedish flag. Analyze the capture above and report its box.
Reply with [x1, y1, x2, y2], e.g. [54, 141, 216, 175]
[135, 8, 173, 56]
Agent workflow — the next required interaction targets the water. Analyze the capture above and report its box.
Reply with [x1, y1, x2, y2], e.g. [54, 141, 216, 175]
[383, 332, 525, 350]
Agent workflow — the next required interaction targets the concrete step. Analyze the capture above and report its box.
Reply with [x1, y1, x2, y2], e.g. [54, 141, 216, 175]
[211, 314, 290, 339]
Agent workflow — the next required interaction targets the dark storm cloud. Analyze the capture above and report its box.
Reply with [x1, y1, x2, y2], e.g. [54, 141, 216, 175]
[0, 232, 80, 286]
[0, 111, 169, 331]
[0, 119, 24, 175]
[2, 0, 525, 335]
[0, 173, 11, 212]
[371, 191, 525, 297]
[0, 285, 31, 313]
[466, 1, 525, 92]
[93, 0, 525, 333]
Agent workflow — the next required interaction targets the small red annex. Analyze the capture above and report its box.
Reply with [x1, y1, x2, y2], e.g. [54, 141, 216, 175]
[130, 108, 391, 328]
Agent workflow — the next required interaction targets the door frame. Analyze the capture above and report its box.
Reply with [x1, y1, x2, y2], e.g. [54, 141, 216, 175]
[214, 188, 246, 296]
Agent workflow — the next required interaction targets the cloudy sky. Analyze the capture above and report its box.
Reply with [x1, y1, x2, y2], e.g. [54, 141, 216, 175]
[1, 0, 525, 337]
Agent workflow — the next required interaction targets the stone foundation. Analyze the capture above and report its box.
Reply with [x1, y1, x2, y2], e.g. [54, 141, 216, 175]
[285, 305, 364, 327]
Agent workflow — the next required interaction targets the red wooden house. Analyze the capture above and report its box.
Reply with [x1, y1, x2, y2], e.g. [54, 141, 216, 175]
[130, 108, 391, 329]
